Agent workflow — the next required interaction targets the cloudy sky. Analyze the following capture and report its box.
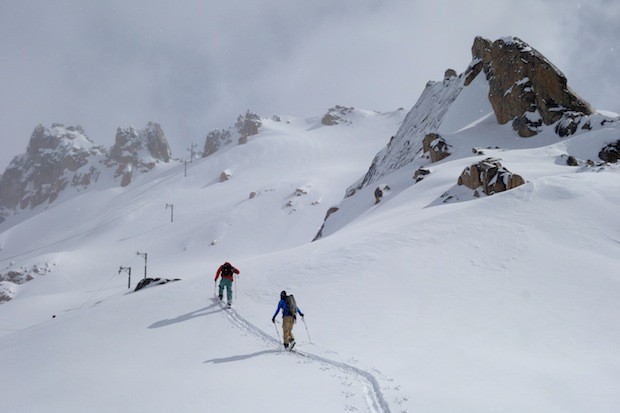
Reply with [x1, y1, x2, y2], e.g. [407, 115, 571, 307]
[1, 0, 618, 170]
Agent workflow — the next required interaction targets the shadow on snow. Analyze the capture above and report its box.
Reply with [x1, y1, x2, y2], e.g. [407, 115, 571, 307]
[203, 349, 281, 364]
[147, 302, 223, 329]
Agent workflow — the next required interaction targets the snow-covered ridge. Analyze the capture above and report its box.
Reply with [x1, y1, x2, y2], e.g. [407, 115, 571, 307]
[104, 122, 172, 187]
[346, 75, 465, 197]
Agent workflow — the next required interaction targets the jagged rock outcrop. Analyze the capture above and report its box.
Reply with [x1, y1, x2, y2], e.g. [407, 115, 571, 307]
[566, 155, 580, 166]
[0, 124, 106, 210]
[413, 167, 431, 183]
[202, 111, 262, 156]
[422, 133, 452, 162]
[321, 105, 355, 126]
[134, 277, 180, 292]
[444, 69, 457, 79]
[104, 122, 171, 187]
[345, 76, 463, 197]
[235, 111, 262, 144]
[0, 122, 173, 215]
[203, 129, 232, 157]
[457, 158, 526, 196]
[466, 36, 593, 137]
[347, 36, 597, 198]
[313, 207, 339, 241]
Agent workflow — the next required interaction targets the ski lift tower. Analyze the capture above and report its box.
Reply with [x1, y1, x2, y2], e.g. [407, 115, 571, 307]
[136, 251, 148, 280]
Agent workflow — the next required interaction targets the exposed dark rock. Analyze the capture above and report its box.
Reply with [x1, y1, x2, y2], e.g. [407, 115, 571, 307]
[422, 133, 452, 162]
[0, 124, 106, 210]
[105, 122, 171, 187]
[202, 111, 262, 156]
[444, 69, 457, 79]
[313, 207, 339, 241]
[599, 140, 620, 163]
[458, 158, 526, 195]
[235, 111, 262, 144]
[374, 187, 383, 204]
[373, 184, 391, 204]
[413, 167, 431, 183]
[469, 36, 593, 137]
[566, 155, 579, 166]
[321, 105, 355, 126]
[134, 277, 180, 292]
[203, 129, 232, 157]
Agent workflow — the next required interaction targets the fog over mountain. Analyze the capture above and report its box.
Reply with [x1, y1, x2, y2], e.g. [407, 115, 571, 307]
[1, 0, 619, 170]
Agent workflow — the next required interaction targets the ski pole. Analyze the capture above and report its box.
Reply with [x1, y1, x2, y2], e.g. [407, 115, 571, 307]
[302, 316, 312, 343]
[234, 273, 238, 301]
[273, 320, 281, 343]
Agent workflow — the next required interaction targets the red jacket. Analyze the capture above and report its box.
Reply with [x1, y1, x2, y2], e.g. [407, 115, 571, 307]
[214, 262, 239, 281]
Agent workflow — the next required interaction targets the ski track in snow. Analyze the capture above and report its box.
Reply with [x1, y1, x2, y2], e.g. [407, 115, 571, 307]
[217, 299, 403, 413]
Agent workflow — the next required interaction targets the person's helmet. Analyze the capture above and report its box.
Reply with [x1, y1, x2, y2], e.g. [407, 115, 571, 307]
[280, 290, 287, 299]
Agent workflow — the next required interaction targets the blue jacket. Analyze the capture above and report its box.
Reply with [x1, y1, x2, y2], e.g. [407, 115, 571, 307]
[273, 299, 303, 318]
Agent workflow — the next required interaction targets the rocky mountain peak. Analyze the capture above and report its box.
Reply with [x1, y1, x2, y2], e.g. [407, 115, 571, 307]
[0, 124, 106, 211]
[109, 122, 171, 163]
[203, 129, 233, 157]
[203, 111, 262, 158]
[0, 122, 174, 220]
[466, 36, 594, 137]
[345, 35, 604, 197]
[314, 35, 616, 240]
[321, 105, 356, 126]
[105, 122, 171, 186]
[235, 111, 262, 144]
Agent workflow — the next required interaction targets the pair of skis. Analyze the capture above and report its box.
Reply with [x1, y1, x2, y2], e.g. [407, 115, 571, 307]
[213, 293, 232, 309]
[218, 298, 232, 309]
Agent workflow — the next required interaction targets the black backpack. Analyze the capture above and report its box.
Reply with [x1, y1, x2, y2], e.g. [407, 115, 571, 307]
[285, 294, 298, 319]
[221, 264, 233, 277]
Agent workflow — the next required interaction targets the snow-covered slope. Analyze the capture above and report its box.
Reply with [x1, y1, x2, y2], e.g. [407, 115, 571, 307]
[1, 48, 620, 412]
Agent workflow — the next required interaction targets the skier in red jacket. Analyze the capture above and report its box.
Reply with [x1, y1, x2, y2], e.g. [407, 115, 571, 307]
[214, 262, 240, 307]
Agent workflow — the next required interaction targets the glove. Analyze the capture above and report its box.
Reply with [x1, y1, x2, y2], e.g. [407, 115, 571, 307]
[300, 313, 305, 318]
[271, 317, 276, 323]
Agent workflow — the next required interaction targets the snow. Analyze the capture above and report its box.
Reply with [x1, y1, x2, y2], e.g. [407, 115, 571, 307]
[1, 101, 620, 413]
[438, 72, 492, 135]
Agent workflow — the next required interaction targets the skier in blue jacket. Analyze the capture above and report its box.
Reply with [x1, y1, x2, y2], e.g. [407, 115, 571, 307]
[272, 290, 304, 349]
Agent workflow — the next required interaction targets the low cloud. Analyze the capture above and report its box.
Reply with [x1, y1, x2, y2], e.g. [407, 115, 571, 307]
[0, 0, 618, 169]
